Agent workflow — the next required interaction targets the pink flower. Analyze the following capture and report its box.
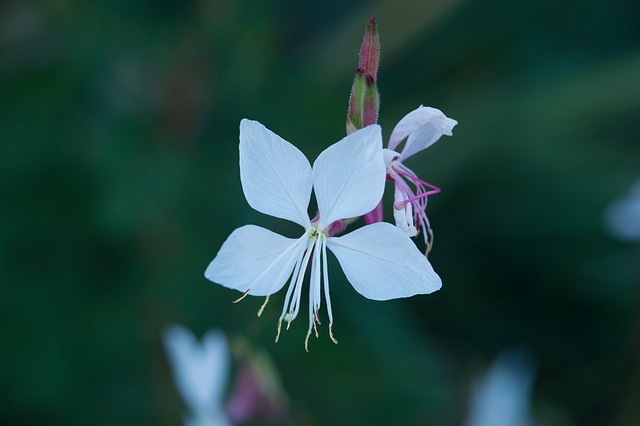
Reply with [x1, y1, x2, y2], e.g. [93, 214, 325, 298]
[366, 106, 457, 250]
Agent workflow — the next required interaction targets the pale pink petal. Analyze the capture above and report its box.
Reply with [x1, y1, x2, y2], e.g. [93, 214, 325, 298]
[388, 106, 457, 159]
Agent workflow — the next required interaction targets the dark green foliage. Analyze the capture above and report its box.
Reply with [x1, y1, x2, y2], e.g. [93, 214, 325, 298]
[1, 0, 639, 424]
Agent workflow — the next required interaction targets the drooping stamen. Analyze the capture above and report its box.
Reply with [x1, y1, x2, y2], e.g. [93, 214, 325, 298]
[321, 236, 337, 345]
[393, 168, 441, 210]
[257, 295, 270, 317]
[425, 228, 434, 256]
[276, 236, 310, 343]
[275, 318, 283, 343]
[389, 162, 441, 247]
[304, 329, 312, 353]
[233, 288, 251, 303]
[279, 252, 304, 321]
[395, 166, 441, 193]
[307, 237, 323, 345]
[279, 236, 313, 328]
[287, 240, 314, 320]
[329, 324, 338, 345]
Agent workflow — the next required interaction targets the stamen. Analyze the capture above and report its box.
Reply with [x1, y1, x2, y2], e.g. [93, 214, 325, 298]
[304, 329, 312, 353]
[321, 237, 335, 326]
[396, 165, 441, 192]
[313, 318, 319, 338]
[257, 295, 270, 317]
[233, 288, 250, 303]
[394, 187, 440, 210]
[289, 241, 314, 320]
[425, 228, 434, 256]
[286, 320, 292, 331]
[275, 318, 283, 343]
[329, 324, 338, 345]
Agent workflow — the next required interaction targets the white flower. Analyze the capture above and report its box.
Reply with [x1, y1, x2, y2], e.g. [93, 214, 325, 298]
[205, 119, 441, 351]
[163, 324, 232, 426]
[383, 105, 457, 244]
[605, 178, 640, 241]
[462, 350, 536, 426]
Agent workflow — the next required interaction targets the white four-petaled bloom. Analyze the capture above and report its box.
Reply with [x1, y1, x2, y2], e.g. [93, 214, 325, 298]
[205, 119, 441, 351]
[384, 105, 457, 244]
[163, 324, 232, 426]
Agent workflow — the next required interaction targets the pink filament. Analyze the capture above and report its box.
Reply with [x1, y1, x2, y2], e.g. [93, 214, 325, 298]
[392, 162, 440, 244]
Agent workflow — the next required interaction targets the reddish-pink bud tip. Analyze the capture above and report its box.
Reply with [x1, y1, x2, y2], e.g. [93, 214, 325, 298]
[358, 16, 380, 82]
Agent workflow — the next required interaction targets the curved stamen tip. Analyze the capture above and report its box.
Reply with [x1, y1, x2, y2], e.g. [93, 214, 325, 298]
[257, 295, 270, 317]
[275, 318, 283, 343]
[233, 288, 251, 303]
[425, 228, 435, 256]
[305, 330, 312, 353]
[329, 324, 338, 345]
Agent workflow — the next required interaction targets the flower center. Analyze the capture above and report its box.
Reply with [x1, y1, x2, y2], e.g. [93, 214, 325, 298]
[274, 226, 337, 351]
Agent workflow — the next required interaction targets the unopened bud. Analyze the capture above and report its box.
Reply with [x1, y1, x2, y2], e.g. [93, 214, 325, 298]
[346, 17, 381, 134]
[358, 17, 380, 82]
[362, 74, 379, 127]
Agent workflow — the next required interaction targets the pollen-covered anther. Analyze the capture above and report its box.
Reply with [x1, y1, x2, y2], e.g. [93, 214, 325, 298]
[257, 295, 270, 317]
[312, 318, 319, 338]
[275, 318, 283, 343]
[425, 228, 435, 256]
[329, 324, 338, 345]
[233, 288, 250, 303]
[304, 329, 312, 353]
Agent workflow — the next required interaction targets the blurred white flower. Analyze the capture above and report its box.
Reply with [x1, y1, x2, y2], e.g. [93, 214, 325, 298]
[163, 324, 232, 426]
[463, 350, 536, 426]
[605, 179, 640, 241]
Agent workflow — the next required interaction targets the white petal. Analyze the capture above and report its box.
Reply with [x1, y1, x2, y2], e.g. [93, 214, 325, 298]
[605, 179, 640, 241]
[312, 124, 385, 228]
[185, 412, 233, 426]
[383, 148, 401, 167]
[393, 184, 418, 237]
[240, 119, 312, 228]
[327, 222, 441, 300]
[205, 225, 306, 296]
[162, 324, 229, 414]
[388, 106, 457, 159]
[463, 350, 535, 426]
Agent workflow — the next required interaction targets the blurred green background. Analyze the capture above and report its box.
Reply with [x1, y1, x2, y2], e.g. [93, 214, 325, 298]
[2, 0, 639, 424]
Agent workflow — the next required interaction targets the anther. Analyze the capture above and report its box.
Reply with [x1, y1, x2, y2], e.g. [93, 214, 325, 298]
[329, 324, 338, 344]
[233, 288, 251, 303]
[257, 295, 270, 317]
[425, 228, 434, 256]
[275, 318, 283, 343]
[305, 330, 312, 353]
[313, 319, 319, 338]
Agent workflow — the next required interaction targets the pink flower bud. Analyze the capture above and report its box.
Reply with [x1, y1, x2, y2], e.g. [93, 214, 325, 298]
[358, 16, 380, 82]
